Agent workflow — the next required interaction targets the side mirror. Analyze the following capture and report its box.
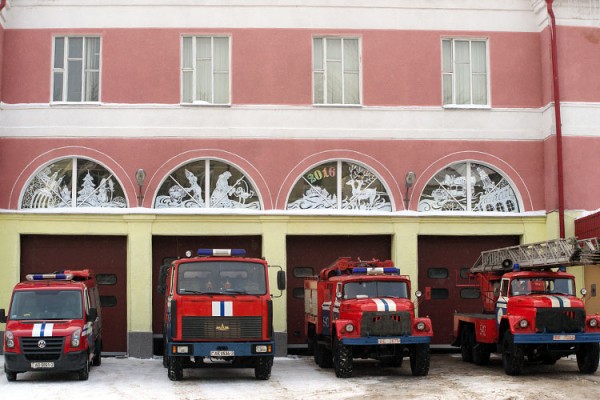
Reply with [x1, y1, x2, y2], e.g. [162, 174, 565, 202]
[277, 270, 286, 291]
[157, 264, 169, 295]
[88, 307, 98, 321]
[0, 309, 6, 323]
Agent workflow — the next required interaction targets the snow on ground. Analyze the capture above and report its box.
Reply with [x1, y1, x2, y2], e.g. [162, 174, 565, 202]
[1, 353, 599, 400]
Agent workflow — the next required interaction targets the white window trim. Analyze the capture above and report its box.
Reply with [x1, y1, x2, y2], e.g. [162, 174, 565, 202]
[180, 35, 232, 106]
[51, 35, 102, 104]
[312, 36, 362, 106]
[441, 37, 490, 109]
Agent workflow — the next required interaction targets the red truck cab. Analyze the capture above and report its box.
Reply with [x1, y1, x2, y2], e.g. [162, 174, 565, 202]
[157, 248, 285, 381]
[305, 257, 433, 378]
[1, 270, 102, 381]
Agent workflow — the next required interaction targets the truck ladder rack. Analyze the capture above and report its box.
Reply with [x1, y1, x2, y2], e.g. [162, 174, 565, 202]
[471, 237, 600, 273]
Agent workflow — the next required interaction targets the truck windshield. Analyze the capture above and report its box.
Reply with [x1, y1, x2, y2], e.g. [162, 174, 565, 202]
[343, 281, 408, 300]
[509, 277, 575, 297]
[10, 290, 83, 320]
[178, 261, 267, 295]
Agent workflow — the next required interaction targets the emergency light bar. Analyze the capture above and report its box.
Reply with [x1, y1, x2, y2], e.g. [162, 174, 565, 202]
[352, 267, 400, 275]
[26, 273, 74, 281]
[197, 248, 246, 257]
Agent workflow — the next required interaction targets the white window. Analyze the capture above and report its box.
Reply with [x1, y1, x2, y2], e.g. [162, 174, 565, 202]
[313, 37, 360, 105]
[182, 36, 230, 105]
[442, 38, 488, 106]
[52, 36, 101, 102]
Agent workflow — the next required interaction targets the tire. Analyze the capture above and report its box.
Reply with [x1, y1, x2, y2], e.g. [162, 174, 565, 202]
[472, 343, 491, 366]
[311, 336, 320, 365]
[409, 343, 430, 376]
[460, 326, 474, 363]
[316, 343, 333, 369]
[333, 337, 353, 378]
[5, 370, 17, 382]
[254, 356, 273, 380]
[167, 356, 184, 381]
[577, 343, 600, 374]
[502, 331, 524, 376]
[78, 357, 90, 381]
[92, 339, 102, 367]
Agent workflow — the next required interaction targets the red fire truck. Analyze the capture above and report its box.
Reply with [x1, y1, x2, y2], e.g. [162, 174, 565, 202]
[157, 248, 285, 381]
[453, 238, 600, 375]
[305, 257, 432, 378]
[1, 270, 102, 381]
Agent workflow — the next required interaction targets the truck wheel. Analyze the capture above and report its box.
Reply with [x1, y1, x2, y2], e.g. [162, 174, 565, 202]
[316, 343, 333, 369]
[5, 370, 17, 382]
[577, 343, 600, 374]
[409, 343, 430, 376]
[460, 326, 474, 363]
[167, 356, 184, 381]
[502, 331, 524, 376]
[254, 356, 273, 380]
[78, 358, 90, 381]
[472, 343, 490, 366]
[92, 338, 102, 367]
[333, 337, 353, 378]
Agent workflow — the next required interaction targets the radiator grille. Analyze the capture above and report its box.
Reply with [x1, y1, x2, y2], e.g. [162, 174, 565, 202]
[536, 308, 585, 333]
[360, 311, 411, 337]
[21, 337, 64, 361]
[182, 316, 263, 340]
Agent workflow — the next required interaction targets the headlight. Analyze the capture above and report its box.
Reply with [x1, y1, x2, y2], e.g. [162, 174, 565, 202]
[345, 323, 355, 333]
[416, 322, 426, 331]
[5, 331, 15, 349]
[71, 328, 81, 347]
[519, 319, 529, 329]
[590, 318, 598, 328]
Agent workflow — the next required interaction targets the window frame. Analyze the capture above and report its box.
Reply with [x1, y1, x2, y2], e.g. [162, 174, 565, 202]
[441, 37, 490, 108]
[181, 35, 232, 106]
[51, 35, 102, 103]
[312, 36, 362, 106]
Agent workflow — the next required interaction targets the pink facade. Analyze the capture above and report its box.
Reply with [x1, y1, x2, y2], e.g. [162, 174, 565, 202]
[1, 3, 600, 215]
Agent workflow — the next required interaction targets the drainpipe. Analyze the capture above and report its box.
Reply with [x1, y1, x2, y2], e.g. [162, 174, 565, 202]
[0, 0, 5, 12]
[546, 0, 565, 239]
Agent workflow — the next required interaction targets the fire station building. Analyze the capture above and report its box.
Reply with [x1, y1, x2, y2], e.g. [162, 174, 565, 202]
[1, 0, 600, 357]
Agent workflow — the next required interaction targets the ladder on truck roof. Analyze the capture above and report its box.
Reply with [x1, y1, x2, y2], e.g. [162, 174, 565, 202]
[471, 237, 600, 273]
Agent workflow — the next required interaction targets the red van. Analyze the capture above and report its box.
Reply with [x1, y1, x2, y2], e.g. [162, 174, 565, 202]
[1, 270, 102, 381]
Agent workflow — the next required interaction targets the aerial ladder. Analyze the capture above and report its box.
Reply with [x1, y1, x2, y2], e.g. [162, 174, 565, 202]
[471, 237, 600, 273]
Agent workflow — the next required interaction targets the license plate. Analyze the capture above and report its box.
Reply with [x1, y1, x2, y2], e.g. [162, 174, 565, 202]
[377, 338, 401, 344]
[31, 362, 54, 369]
[553, 335, 575, 341]
[210, 350, 235, 357]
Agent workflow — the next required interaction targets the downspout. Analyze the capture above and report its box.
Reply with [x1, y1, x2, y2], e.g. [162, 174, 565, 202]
[0, 0, 5, 12]
[546, 0, 566, 239]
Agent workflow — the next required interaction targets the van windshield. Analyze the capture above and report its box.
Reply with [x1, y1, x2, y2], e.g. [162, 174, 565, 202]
[10, 290, 83, 320]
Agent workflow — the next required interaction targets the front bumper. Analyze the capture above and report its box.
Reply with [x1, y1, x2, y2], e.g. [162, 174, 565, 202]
[167, 341, 275, 357]
[4, 350, 87, 373]
[341, 336, 431, 346]
[514, 332, 600, 344]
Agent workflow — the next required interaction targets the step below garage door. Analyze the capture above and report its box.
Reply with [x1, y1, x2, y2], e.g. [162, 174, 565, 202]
[20, 235, 127, 354]
[418, 235, 519, 345]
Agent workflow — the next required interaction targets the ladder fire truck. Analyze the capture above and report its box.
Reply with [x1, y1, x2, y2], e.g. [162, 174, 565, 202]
[453, 237, 600, 375]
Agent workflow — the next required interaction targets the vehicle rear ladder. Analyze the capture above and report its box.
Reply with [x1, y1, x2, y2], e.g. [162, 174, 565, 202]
[471, 237, 600, 273]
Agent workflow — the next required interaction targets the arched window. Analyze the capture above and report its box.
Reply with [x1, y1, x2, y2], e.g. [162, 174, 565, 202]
[154, 159, 261, 209]
[21, 158, 127, 209]
[418, 161, 520, 213]
[287, 160, 392, 211]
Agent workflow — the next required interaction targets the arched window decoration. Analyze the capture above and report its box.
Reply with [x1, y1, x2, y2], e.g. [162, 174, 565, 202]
[418, 162, 520, 212]
[154, 159, 260, 209]
[287, 160, 392, 211]
[21, 158, 127, 209]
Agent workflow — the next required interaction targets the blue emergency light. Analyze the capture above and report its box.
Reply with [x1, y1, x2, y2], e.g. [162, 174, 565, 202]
[513, 263, 521, 272]
[26, 273, 73, 281]
[558, 265, 567, 272]
[197, 248, 246, 257]
[352, 267, 400, 275]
